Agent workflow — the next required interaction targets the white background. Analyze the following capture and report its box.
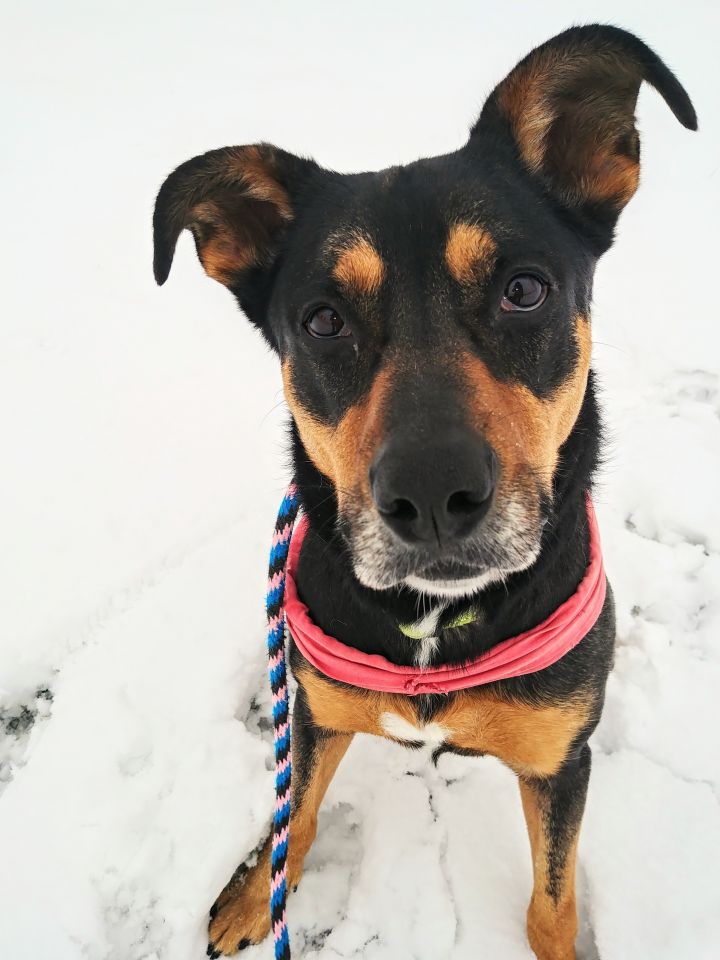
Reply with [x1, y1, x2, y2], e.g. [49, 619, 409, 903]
[1, 2, 719, 958]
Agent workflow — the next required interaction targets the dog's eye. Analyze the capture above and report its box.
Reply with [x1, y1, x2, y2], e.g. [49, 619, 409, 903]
[304, 306, 348, 338]
[501, 274, 548, 312]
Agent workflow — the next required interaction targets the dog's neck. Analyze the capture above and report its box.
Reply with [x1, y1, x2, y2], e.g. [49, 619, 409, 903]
[292, 376, 601, 670]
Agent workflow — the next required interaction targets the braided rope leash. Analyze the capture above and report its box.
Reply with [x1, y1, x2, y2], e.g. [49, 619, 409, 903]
[266, 482, 300, 960]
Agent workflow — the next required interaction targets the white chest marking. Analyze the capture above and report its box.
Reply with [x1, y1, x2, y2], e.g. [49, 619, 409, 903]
[380, 711, 449, 745]
[402, 604, 446, 667]
[415, 634, 439, 668]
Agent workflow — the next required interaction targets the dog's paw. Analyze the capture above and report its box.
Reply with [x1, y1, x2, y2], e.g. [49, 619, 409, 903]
[207, 854, 272, 957]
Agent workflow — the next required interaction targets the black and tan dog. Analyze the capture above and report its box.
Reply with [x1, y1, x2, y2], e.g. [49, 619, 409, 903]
[153, 25, 695, 959]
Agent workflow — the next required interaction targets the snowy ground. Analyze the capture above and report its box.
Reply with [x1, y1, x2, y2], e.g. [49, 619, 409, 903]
[2, 2, 719, 958]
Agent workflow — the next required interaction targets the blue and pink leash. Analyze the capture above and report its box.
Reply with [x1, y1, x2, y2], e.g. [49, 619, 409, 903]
[266, 482, 300, 960]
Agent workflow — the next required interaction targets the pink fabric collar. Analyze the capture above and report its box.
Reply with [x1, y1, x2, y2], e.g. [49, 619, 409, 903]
[285, 501, 606, 696]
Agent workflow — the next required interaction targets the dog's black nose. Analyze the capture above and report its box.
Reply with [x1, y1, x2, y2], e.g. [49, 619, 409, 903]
[370, 431, 497, 546]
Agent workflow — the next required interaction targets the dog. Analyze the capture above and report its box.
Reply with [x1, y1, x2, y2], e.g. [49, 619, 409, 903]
[153, 24, 696, 959]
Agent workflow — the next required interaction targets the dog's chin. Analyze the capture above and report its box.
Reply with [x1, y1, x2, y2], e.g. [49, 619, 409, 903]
[403, 569, 508, 598]
[402, 539, 543, 597]
[352, 553, 540, 598]
[406, 550, 540, 598]
[350, 539, 541, 599]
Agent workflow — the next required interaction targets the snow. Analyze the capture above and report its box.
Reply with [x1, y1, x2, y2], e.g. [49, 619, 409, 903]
[1, 1, 719, 958]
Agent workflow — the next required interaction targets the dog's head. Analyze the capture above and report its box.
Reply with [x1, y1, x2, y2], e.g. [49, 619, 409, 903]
[154, 25, 695, 598]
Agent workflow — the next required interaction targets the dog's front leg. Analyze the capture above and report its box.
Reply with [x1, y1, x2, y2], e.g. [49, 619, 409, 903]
[208, 686, 353, 957]
[519, 744, 591, 960]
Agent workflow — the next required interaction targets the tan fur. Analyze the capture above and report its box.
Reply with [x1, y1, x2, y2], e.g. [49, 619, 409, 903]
[520, 779, 581, 959]
[192, 201, 260, 283]
[496, 54, 561, 174]
[460, 314, 592, 494]
[445, 222, 497, 284]
[440, 692, 590, 778]
[282, 360, 392, 507]
[300, 666, 589, 778]
[227, 145, 293, 220]
[331, 235, 386, 297]
[298, 667, 419, 739]
[189, 146, 293, 285]
[576, 151, 639, 207]
[496, 50, 641, 207]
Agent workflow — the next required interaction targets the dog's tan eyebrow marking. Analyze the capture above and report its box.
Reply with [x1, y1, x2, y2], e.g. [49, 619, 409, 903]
[331, 235, 386, 297]
[445, 222, 497, 285]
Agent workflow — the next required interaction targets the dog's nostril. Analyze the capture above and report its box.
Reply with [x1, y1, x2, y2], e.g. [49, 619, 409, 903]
[447, 490, 487, 517]
[383, 498, 418, 523]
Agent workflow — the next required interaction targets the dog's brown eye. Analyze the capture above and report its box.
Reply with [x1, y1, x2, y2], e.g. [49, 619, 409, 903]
[304, 306, 347, 338]
[501, 274, 547, 312]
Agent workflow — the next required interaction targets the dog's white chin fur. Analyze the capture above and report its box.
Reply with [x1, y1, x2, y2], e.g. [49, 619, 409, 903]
[403, 543, 541, 598]
[353, 545, 541, 598]
[403, 570, 506, 598]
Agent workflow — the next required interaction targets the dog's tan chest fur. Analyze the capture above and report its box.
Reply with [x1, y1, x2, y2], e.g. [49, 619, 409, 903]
[298, 666, 590, 778]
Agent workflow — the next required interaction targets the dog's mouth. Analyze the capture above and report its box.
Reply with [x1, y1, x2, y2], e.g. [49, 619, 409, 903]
[339, 492, 544, 599]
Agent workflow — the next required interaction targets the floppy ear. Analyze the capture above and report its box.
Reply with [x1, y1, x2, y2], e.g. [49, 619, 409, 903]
[472, 25, 696, 218]
[153, 143, 318, 292]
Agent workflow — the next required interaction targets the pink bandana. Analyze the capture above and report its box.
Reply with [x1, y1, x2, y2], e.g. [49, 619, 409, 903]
[285, 500, 606, 695]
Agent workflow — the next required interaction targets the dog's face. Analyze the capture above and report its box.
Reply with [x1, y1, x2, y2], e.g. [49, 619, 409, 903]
[267, 156, 595, 596]
[154, 25, 695, 597]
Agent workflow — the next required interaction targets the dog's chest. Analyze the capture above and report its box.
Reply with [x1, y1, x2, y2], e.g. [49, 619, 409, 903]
[299, 667, 590, 778]
[377, 710, 449, 745]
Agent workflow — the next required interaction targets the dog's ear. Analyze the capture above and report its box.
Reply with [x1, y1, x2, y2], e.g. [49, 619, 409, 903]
[472, 25, 696, 220]
[153, 143, 318, 292]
